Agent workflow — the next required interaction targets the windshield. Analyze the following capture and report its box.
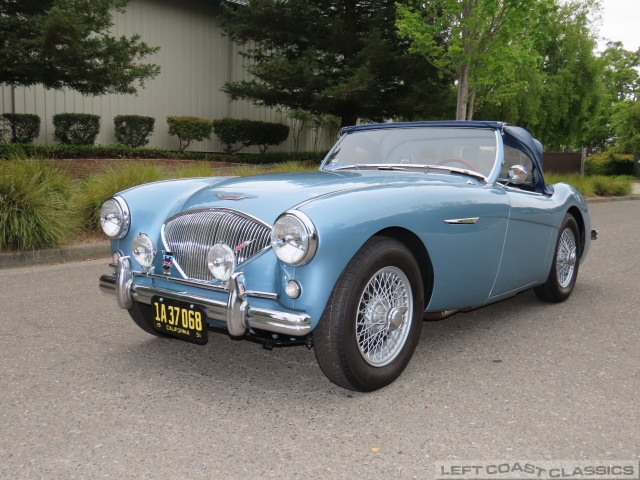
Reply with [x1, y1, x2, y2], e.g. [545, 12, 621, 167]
[322, 127, 498, 178]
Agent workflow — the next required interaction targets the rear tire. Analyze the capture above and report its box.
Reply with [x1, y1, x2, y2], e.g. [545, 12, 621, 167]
[314, 237, 424, 391]
[534, 213, 580, 303]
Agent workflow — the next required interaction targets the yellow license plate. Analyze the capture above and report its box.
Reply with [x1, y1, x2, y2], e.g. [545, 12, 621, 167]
[151, 296, 208, 345]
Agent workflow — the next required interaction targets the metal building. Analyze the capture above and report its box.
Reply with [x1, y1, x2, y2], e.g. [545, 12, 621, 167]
[0, 0, 331, 152]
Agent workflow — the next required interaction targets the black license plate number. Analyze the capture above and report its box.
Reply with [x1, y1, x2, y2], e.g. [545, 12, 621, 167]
[151, 296, 208, 345]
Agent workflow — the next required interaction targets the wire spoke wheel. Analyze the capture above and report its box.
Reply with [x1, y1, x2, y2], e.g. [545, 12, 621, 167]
[356, 266, 413, 367]
[535, 213, 580, 303]
[314, 237, 425, 391]
[556, 227, 577, 288]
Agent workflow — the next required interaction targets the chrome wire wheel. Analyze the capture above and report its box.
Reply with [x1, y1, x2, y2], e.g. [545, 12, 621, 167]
[556, 227, 577, 288]
[356, 266, 413, 367]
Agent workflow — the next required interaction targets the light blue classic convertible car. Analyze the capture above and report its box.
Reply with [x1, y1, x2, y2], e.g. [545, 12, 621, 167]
[99, 121, 595, 391]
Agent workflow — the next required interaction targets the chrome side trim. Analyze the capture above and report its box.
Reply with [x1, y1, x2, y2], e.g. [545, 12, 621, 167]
[444, 217, 479, 224]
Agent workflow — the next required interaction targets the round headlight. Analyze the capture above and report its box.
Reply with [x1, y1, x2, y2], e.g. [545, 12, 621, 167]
[100, 197, 130, 239]
[207, 244, 236, 281]
[132, 233, 156, 269]
[271, 211, 317, 266]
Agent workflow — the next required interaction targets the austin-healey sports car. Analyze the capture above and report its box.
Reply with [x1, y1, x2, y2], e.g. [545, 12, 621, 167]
[99, 121, 595, 391]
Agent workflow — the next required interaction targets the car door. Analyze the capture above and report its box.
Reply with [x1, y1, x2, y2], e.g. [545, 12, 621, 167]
[488, 147, 556, 298]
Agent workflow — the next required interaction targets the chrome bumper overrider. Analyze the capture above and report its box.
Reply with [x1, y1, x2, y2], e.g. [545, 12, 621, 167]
[99, 257, 311, 337]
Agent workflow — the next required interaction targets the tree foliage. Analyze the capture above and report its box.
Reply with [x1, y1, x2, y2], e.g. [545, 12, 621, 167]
[611, 101, 640, 153]
[397, 0, 554, 120]
[219, 0, 452, 127]
[466, 0, 603, 149]
[0, 0, 160, 95]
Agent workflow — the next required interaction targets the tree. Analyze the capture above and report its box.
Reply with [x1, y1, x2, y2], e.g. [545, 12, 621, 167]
[397, 0, 554, 120]
[600, 42, 640, 103]
[219, 0, 452, 127]
[0, 0, 159, 95]
[470, 0, 603, 149]
[611, 100, 640, 153]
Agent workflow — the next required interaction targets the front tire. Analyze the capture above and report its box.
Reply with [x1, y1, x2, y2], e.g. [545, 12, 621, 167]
[534, 213, 580, 303]
[314, 237, 424, 391]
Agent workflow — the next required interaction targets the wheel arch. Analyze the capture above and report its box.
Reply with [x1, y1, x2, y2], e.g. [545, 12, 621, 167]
[567, 206, 586, 259]
[375, 227, 434, 307]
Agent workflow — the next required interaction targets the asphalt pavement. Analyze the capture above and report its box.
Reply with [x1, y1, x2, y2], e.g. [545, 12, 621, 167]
[1, 200, 639, 479]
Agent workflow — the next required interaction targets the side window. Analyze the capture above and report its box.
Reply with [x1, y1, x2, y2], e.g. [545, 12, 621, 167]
[501, 146, 534, 186]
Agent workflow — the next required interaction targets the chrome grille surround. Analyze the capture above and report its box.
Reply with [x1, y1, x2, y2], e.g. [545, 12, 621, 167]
[161, 208, 272, 281]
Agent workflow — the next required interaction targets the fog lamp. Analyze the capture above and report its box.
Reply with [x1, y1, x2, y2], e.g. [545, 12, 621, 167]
[207, 244, 236, 281]
[132, 233, 156, 269]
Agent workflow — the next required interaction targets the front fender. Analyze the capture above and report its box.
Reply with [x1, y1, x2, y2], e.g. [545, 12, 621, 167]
[284, 182, 511, 326]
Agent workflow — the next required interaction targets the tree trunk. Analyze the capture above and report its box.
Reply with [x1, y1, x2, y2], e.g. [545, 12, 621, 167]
[456, 62, 470, 120]
[467, 88, 476, 120]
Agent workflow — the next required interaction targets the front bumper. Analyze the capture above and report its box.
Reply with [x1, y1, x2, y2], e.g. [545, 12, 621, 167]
[99, 257, 311, 337]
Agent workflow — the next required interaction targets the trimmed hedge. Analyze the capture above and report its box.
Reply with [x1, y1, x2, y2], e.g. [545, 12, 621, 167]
[167, 116, 213, 151]
[212, 118, 290, 154]
[114, 115, 155, 148]
[0, 113, 41, 143]
[585, 151, 634, 176]
[53, 113, 101, 145]
[0, 142, 327, 164]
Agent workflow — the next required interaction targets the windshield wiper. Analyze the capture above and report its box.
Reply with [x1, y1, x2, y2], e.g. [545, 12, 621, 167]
[330, 164, 422, 171]
[423, 165, 487, 182]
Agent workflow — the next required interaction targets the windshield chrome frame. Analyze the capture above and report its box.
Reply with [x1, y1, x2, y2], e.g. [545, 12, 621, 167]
[320, 126, 503, 183]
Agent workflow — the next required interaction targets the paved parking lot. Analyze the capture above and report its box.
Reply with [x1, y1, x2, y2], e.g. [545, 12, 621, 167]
[1, 200, 639, 479]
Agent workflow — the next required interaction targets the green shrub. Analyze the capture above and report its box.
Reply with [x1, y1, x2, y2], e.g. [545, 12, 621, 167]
[269, 160, 318, 173]
[114, 115, 155, 148]
[53, 113, 101, 145]
[167, 162, 217, 179]
[585, 151, 634, 176]
[590, 175, 632, 196]
[0, 153, 78, 251]
[212, 118, 290, 154]
[545, 172, 632, 197]
[0, 113, 41, 143]
[74, 162, 165, 232]
[167, 116, 213, 151]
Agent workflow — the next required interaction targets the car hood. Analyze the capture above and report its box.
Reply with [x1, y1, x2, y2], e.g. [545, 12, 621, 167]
[180, 169, 472, 224]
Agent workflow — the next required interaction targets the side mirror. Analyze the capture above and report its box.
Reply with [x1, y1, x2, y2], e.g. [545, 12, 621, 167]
[508, 165, 528, 185]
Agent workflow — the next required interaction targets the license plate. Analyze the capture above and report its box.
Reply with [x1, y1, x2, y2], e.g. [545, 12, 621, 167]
[151, 296, 208, 345]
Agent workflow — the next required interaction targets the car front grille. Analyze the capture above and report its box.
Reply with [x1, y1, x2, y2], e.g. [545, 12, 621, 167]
[161, 209, 272, 281]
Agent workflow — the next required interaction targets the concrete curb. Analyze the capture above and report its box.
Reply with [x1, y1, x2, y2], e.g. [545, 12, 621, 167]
[0, 242, 111, 270]
[1, 195, 639, 270]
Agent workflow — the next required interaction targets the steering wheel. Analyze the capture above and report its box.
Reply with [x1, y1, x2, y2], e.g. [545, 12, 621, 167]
[437, 158, 478, 171]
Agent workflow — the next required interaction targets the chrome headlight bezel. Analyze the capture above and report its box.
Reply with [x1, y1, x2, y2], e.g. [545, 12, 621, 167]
[270, 210, 318, 266]
[100, 196, 130, 239]
[132, 232, 157, 269]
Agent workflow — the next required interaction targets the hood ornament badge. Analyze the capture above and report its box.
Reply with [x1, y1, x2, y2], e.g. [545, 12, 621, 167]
[234, 240, 254, 254]
[217, 194, 249, 201]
